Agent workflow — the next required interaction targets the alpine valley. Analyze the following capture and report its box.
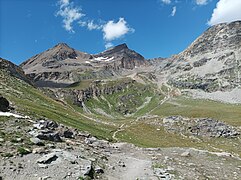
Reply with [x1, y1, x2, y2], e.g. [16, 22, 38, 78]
[0, 21, 241, 180]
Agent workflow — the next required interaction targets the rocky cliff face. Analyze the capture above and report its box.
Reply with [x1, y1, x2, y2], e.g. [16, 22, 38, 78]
[156, 21, 241, 92]
[50, 79, 136, 106]
[21, 43, 149, 88]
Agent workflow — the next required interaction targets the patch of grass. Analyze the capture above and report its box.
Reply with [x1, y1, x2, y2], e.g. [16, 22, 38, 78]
[66, 80, 93, 90]
[117, 122, 200, 148]
[152, 163, 166, 169]
[1, 152, 14, 157]
[17, 147, 31, 155]
[117, 121, 241, 156]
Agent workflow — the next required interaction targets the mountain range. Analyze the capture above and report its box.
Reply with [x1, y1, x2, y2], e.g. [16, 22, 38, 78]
[0, 20, 241, 179]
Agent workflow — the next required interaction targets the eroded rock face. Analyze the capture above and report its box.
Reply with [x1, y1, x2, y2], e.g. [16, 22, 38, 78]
[52, 79, 137, 107]
[0, 96, 10, 112]
[0, 58, 32, 85]
[155, 21, 241, 93]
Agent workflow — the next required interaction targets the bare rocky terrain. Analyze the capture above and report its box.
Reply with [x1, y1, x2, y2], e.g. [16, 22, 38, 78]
[1, 115, 241, 180]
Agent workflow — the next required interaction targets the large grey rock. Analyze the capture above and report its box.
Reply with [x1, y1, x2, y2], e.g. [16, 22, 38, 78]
[0, 96, 9, 112]
[30, 137, 44, 146]
[95, 165, 104, 174]
[154, 168, 174, 180]
[36, 152, 58, 164]
[85, 137, 97, 145]
[58, 128, 74, 138]
[33, 120, 58, 130]
[37, 132, 62, 142]
[80, 159, 92, 176]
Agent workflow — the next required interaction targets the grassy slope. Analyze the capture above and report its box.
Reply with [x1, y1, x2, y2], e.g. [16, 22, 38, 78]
[115, 93, 241, 156]
[117, 121, 241, 156]
[0, 70, 115, 140]
[80, 79, 163, 118]
[151, 96, 241, 126]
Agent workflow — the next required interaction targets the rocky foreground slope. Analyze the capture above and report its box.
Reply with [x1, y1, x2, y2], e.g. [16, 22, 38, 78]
[1, 115, 240, 180]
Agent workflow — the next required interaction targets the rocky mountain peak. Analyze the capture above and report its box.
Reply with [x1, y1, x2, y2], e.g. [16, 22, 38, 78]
[99, 43, 129, 55]
[49, 43, 78, 61]
[111, 43, 128, 51]
[20, 43, 79, 72]
[97, 43, 145, 60]
[179, 20, 241, 58]
[162, 21, 241, 93]
[54, 42, 71, 48]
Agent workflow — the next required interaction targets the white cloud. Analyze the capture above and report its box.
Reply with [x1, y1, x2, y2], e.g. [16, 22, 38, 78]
[196, 0, 208, 5]
[87, 21, 102, 30]
[102, 18, 134, 41]
[105, 42, 114, 49]
[208, 0, 241, 26]
[57, 0, 85, 33]
[79, 20, 102, 31]
[171, 6, 176, 16]
[161, 0, 171, 4]
[56, 1, 135, 48]
[59, 0, 69, 8]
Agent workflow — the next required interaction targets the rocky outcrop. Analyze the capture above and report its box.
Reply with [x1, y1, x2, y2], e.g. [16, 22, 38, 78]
[168, 74, 220, 92]
[52, 79, 137, 107]
[162, 116, 240, 138]
[0, 58, 32, 85]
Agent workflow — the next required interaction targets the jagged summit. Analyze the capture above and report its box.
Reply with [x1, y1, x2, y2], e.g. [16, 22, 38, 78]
[105, 43, 129, 52]
[96, 43, 145, 61]
[98, 43, 129, 56]
[54, 42, 71, 48]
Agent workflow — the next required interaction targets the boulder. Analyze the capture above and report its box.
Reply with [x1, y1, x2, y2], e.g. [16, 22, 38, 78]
[36, 152, 58, 164]
[43, 120, 58, 130]
[181, 151, 191, 157]
[95, 165, 104, 174]
[80, 159, 92, 176]
[0, 96, 10, 112]
[30, 137, 44, 146]
[85, 137, 97, 144]
[32, 147, 46, 154]
[37, 132, 62, 142]
[33, 120, 58, 130]
[58, 128, 74, 138]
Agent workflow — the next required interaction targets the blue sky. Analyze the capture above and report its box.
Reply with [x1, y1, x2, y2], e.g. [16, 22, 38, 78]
[0, 0, 240, 65]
